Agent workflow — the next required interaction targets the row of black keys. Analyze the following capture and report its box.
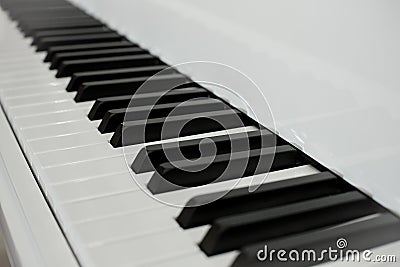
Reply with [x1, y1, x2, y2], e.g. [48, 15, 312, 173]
[2, 1, 400, 266]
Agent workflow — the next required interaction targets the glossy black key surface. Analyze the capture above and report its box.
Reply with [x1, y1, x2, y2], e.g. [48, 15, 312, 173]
[36, 32, 124, 51]
[199, 191, 382, 255]
[98, 98, 228, 133]
[147, 145, 298, 194]
[10, 7, 84, 20]
[50, 47, 148, 69]
[23, 19, 104, 36]
[66, 65, 169, 92]
[176, 172, 352, 229]
[133, 129, 276, 173]
[18, 15, 91, 30]
[57, 54, 161, 78]
[74, 74, 190, 102]
[110, 109, 253, 147]
[233, 212, 400, 267]
[44, 41, 135, 62]
[32, 26, 111, 44]
[88, 87, 209, 120]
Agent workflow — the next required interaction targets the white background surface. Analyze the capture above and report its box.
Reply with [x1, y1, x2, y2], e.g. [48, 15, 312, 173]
[70, 0, 400, 214]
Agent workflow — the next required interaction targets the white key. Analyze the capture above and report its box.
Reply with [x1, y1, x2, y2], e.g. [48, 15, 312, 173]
[4, 91, 74, 107]
[28, 130, 109, 153]
[14, 109, 88, 128]
[21, 120, 97, 141]
[51, 172, 139, 202]
[81, 229, 199, 267]
[43, 155, 134, 184]
[35, 142, 121, 168]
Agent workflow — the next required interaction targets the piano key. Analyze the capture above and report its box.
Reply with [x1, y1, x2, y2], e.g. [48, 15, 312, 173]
[110, 109, 253, 147]
[88, 87, 209, 120]
[66, 65, 170, 92]
[157, 165, 319, 208]
[28, 130, 108, 153]
[18, 15, 94, 32]
[36, 32, 125, 51]
[56, 54, 161, 78]
[14, 109, 88, 129]
[147, 145, 298, 194]
[199, 191, 382, 255]
[176, 172, 354, 229]
[233, 213, 400, 267]
[44, 40, 136, 62]
[23, 19, 104, 36]
[74, 73, 191, 102]
[4, 91, 73, 108]
[50, 47, 149, 70]
[21, 119, 97, 141]
[0, 81, 67, 98]
[83, 229, 199, 267]
[32, 26, 110, 42]
[98, 98, 228, 133]
[35, 142, 120, 168]
[133, 129, 276, 174]
[50, 171, 138, 202]
[44, 155, 132, 185]
[9, 100, 81, 118]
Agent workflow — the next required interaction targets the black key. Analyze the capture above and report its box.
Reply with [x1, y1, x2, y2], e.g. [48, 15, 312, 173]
[110, 109, 253, 147]
[177, 172, 352, 229]
[36, 32, 124, 51]
[57, 54, 161, 78]
[74, 73, 190, 102]
[50, 47, 148, 70]
[98, 98, 228, 133]
[23, 19, 103, 36]
[199, 191, 382, 255]
[6, 3, 73, 15]
[233, 212, 400, 267]
[147, 145, 298, 194]
[88, 87, 209, 120]
[10, 7, 84, 20]
[66, 65, 169, 92]
[32, 26, 112, 45]
[44, 41, 135, 62]
[19, 15, 92, 30]
[133, 129, 276, 173]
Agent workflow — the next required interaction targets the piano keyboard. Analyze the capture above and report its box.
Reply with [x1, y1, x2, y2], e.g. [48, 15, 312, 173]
[0, 0, 399, 266]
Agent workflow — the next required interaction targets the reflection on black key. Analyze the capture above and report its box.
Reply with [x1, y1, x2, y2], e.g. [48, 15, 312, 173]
[57, 54, 160, 78]
[44, 41, 135, 62]
[133, 129, 276, 173]
[177, 172, 352, 229]
[66, 65, 169, 92]
[233, 212, 400, 267]
[98, 98, 227, 133]
[199, 191, 381, 255]
[36, 32, 124, 51]
[88, 87, 209, 120]
[147, 145, 297, 194]
[110, 109, 253, 147]
[74, 74, 190, 102]
[50, 47, 148, 69]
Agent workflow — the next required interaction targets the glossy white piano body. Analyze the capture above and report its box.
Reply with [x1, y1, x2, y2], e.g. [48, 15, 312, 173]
[0, 1, 399, 267]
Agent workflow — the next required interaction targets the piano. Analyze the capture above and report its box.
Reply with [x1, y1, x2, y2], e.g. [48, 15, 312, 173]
[0, 0, 399, 266]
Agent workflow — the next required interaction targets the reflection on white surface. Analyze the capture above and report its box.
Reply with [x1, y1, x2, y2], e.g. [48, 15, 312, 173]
[72, 0, 400, 213]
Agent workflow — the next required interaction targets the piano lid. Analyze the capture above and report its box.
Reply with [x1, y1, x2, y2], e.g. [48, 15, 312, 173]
[70, 0, 400, 214]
